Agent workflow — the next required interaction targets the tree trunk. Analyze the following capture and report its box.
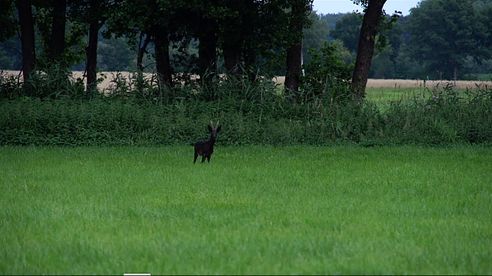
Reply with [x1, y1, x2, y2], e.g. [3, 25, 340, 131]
[85, 18, 100, 95]
[351, 0, 387, 101]
[198, 19, 217, 86]
[222, 19, 243, 76]
[243, 46, 257, 82]
[48, 0, 66, 63]
[285, 42, 302, 92]
[137, 32, 151, 72]
[285, 1, 309, 93]
[154, 30, 173, 88]
[223, 43, 241, 75]
[16, 0, 36, 83]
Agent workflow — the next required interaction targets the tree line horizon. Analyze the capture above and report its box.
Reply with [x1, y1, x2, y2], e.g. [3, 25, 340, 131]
[1, 0, 491, 100]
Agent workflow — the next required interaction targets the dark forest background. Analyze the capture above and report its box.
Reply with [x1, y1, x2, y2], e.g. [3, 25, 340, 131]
[1, 0, 491, 81]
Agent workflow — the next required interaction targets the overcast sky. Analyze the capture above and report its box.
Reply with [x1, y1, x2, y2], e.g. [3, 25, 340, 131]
[312, 0, 422, 15]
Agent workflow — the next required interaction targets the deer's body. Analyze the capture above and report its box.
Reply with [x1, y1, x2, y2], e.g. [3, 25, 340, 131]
[194, 122, 221, 163]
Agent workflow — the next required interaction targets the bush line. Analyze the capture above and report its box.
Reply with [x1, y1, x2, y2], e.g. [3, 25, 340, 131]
[1, 86, 491, 146]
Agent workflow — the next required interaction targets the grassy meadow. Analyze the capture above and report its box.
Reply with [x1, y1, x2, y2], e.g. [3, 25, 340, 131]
[1, 145, 491, 274]
[366, 87, 427, 106]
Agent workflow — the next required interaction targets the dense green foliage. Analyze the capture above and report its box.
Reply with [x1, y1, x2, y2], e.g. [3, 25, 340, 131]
[0, 1, 16, 41]
[329, 0, 492, 79]
[403, 0, 492, 79]
[2, 0, 491, 80]
[327, 0, 492, 80]
[330, 12, 362, 54]
[1, 0, 314, 81]
[1, 73, 491, 146]
[302, 12, 330, 65]
[1, 146, 491, 273]
[301, 41, 353, 99]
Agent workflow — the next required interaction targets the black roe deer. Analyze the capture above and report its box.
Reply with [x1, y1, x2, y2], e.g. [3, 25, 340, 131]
[193, 121, 221, 163]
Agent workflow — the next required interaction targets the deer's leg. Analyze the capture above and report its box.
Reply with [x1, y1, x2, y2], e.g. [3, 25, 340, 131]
[201, 155, 206, 163]
[193, 150, 198, 164]
[206, 155, 211, 163]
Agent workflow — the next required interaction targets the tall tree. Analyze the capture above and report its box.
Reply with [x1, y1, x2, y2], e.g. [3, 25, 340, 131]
[197, 17, 218, 86]
[106, 0, 174, 88]
[218, 0, 287, 79]
[191, 0, 222, 86]
[154, 29, 173, 88]
[220, 0, 252, 75]
[351, 0, 387, 101]
[84, 0, 104, 94]
[16, 0, 36, 83]
[70, 0, 111, 94]
[404, 0, 491, 80]
[48, 0, 67, 63]
[151, 0, 176, 88]
[284, 0, 312, 93]
[81, 0, 118, 94]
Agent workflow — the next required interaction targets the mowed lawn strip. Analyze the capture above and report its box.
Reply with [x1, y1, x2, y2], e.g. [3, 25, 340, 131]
[0, 146, 491, 274]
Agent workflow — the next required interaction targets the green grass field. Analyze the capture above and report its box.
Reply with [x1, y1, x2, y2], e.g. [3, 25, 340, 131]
[366, 87, 429, 104]
[1, 146, 491, 274]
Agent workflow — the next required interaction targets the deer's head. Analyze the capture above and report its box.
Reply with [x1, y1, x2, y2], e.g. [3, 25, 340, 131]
[208, 120, 221, 139]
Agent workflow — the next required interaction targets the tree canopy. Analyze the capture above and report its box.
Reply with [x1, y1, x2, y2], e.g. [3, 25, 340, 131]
[404, 0, 492, 79]
[1, 0, 491, 89]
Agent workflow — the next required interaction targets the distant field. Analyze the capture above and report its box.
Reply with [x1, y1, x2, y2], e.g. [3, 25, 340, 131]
[1, 146, 491, 274]
[3, 70, 492, 90]
[275, 76, 492, 90]
[365, 87, 429, 105]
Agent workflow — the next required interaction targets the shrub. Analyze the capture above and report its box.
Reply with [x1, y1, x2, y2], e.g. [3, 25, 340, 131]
[301, 41, 353, 103]
[1, 70, 491, 146]
[0, 71, 22, 99]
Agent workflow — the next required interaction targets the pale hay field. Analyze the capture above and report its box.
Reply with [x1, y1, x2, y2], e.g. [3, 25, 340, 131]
[274, 76, 492, 89]
[2, 70, 491, 90]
